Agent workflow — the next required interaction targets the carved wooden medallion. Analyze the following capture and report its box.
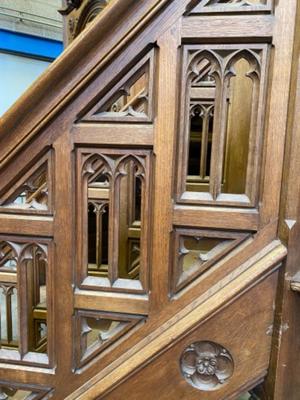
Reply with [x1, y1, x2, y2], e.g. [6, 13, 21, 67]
[180, 341, 234, 391]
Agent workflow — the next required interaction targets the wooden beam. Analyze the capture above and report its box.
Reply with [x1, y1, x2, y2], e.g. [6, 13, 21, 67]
[0, 214, 53, 237]
[0, 272, 17, 284]
[173, 205, 259, 231]
[74, 290, 149, 315]
[72, 124, 154, 146]
[182, 15, 273, 40]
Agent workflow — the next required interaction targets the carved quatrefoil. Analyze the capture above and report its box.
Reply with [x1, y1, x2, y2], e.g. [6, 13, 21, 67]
[180, 341, 234, 391]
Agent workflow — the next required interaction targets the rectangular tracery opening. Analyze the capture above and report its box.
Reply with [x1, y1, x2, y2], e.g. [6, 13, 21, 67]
[78, 149, 151, 294]
[0, 239, 52, 367]
[177, 44, 268, 206]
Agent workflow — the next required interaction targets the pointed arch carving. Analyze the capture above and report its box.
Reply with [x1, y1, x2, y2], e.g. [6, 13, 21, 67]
[0, 237, 53, 368]
[176, 44, 269, 207]
[76, 148, 152, 294]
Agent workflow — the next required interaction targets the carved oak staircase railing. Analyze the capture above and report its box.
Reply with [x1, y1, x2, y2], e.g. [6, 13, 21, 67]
[0, 0, 300, 399]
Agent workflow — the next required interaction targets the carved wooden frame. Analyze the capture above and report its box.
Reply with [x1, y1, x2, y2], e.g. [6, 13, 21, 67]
[76, 147, 152, 294]
[175, 43, 269, 207]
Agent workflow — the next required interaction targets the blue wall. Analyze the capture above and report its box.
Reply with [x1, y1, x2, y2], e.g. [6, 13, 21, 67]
[0, 28, 63, 61]
[0, 29, 63, 114]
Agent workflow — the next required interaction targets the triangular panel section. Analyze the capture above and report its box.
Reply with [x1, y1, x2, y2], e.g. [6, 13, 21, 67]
[76, 310, 144, 369]
[0, 152, 52, 213]
[172, 229, 250, 294]
[80, 50, 155, 123]
[188, 0, 270, 14]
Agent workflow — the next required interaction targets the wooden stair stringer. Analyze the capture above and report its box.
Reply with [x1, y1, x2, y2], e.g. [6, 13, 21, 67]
[66, 240, 287, 400]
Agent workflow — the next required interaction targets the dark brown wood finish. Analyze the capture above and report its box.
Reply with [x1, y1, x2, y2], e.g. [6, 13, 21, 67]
[0, 0, 299, 399]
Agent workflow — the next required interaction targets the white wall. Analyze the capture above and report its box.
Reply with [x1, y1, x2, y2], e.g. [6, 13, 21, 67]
[0, 52, 50, 115]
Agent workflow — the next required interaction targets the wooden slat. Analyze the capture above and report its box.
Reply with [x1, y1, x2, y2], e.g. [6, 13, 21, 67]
[182, 15, 273, 39]
[173, 205, 259, 231]
[71, 123, 153, 146]
[74, 290, 149, 315]
[0, 214, 53, 237]
[72, 123, 154, 146]
[0, 272, 17, 284]
[190, 87, 215, 99]
[33, 308, 47, 320]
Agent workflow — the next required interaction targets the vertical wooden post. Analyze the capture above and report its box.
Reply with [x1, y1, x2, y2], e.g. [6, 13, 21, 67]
[151, 21, 181, 311]
[52, 131, 75, 395]
[265, 6, 300, 396]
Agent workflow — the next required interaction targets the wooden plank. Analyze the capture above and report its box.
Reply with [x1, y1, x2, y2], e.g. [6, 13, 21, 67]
[150, 23, 181, 311]
[74, 290, 149, 315]
[0, 272, 17, 284]
[0, 214, 53, 237]
[72, 124, 154, 146]
[182, 15, 273, 39]
[173, 205, 259, 231]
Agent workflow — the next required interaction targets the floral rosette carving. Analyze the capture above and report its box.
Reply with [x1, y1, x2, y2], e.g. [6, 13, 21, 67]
[180, 341, 234, 391]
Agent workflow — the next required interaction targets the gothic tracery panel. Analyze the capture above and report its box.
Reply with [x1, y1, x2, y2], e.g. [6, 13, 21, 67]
[0, 153, 52, 213]
[77, 148, 152, 293]
[0, 239, 52, 367]
[176, 44, 268, 206]
[81, 50, 155, 123]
